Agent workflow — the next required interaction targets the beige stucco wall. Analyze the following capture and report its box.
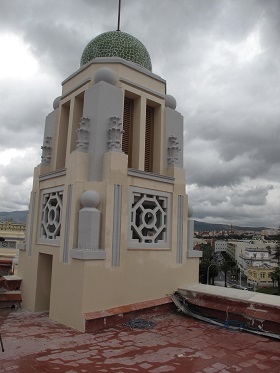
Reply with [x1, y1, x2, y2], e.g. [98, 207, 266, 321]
[61, 59, 166, 98]
[20, 147, 198, 331]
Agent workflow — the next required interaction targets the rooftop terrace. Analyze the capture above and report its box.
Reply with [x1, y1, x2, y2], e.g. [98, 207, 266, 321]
[0, 308, 279, 372]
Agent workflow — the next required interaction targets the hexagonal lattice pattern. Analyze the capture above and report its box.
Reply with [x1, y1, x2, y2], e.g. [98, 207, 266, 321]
[80, 31, 152, 71]
[0, 241, 16, 248]
[40, 189, 63, 240]
[129, 188, 170, 248]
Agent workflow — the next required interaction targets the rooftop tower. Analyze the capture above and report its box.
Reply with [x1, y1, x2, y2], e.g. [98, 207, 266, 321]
[18, 23, 201, 331]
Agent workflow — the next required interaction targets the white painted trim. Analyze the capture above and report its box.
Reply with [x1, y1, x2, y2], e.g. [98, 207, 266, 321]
[177, 195, 184, 264]
[120, 77, 165, 99]
[62, 57, 165, 85]
[28, 192, 36, 256]
[63, 184, 72, 263]
[61, 78, 92, 101]
[39, 169, 66, 181]
[112, 184, 122, 267]
[128, 169, 174, 184]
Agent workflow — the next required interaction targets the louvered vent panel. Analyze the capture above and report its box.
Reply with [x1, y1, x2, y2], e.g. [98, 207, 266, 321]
[145, 106, 154, 172]
[122, 98, 131, 155]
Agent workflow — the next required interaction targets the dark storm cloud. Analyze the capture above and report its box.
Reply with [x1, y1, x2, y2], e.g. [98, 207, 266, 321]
[0, 0, 117, 76]
[0, 0, 279, 227]
[188, 183, 278, 227]
[0, 78, 51, 151]
[1, 160, 34, 186]
[230, 185, 273, 207]
[181, 0, 280, 227]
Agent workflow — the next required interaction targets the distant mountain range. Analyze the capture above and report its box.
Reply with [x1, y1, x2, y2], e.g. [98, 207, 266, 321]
[0, 210, 267, 232]
[0, 210, 29, 223]
[193, 220, 267, 232]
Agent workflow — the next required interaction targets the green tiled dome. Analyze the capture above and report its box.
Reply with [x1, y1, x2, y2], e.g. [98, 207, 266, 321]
[80, 31, 152, 71]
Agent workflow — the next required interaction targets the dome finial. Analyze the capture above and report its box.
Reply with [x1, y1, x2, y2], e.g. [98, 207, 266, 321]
[117, 0, 121, 32]
[80, 31, 152, 70]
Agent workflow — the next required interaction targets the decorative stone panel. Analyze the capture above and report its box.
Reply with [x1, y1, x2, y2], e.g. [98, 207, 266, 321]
[40, 187, 63, 242]
[76, 117, 90, 151]
[108, 116, 123, 151]
[0, 241, 16, 249]
[167, 135, 181, 166]
[41, 136, 52, 165]
[129, 187, 171, 249]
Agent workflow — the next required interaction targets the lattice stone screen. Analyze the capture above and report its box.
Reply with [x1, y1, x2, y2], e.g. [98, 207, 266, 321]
[0, 241, 16, 249]
[129, 187, 171, 248]
[40, 187, 63, 242]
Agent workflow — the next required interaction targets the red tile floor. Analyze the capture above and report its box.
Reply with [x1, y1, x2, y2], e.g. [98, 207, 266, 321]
[0, 309, 279, 373]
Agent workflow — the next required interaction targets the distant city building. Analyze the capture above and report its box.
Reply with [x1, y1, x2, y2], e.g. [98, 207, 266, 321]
[0, 220, 25, 275]
[239, 247, 277, 287]
[261, 228, 279, 238]
[212, 238, 277, 287]
[247, 266, 274, 287]
[214, 241, 227, 253]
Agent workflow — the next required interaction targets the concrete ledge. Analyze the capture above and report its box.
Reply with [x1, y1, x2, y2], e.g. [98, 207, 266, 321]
[179, 283, 280, 306]
[187, 250, 203, 258]
[128, 169, 174, 184]
[178, 284, 280, 335]
[84, 296, 174, 332]
[71, 249, 106, 260]
[39, 168, 66, 181]
[0, 291, 22, 309]
[2, 275, 22, 291]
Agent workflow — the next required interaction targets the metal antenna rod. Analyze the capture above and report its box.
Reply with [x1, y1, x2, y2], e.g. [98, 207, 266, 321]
[117, 0, 121, 31]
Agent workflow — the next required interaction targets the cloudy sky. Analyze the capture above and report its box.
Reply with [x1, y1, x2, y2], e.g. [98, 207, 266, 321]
[0, 0, 279, 228]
